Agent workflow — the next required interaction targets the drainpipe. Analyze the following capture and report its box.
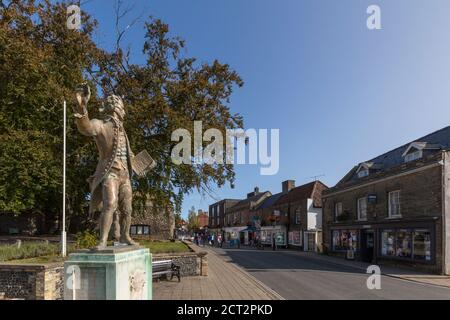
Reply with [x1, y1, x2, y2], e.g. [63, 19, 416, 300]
[441, 152, 447, 275]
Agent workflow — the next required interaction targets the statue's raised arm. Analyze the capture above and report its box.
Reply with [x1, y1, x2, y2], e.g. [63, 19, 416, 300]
[74, 83, 101, 136]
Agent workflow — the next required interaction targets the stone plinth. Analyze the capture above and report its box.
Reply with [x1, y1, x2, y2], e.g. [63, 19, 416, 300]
[64, 246, 152, 300]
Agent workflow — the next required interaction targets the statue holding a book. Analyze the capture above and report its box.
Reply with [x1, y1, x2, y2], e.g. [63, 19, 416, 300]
[73, 84, 155, 250]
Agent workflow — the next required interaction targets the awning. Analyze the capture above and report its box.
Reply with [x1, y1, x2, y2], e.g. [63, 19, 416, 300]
[242, 226, 257, 232]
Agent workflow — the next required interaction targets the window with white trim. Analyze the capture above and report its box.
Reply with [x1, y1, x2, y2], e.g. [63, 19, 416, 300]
[404, 150, 422, 163]
[295, 207, 301, 224]
[334, 202, 343, 221]
[388, 190, 401, 217]
[357, 197, 367, 220]
[358, 169, 369, 178]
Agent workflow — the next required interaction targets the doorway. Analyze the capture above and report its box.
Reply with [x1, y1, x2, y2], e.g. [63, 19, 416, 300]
[360, 230, 374, 262]
[304, 232, 316, 252]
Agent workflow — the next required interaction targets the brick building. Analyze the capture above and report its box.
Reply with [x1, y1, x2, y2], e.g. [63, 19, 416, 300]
[252, 180, 327, 251]
[223, 187, 271, 243]
[270, 180, 328, 251]
[322, 126, 450, 274]
[197, 210, 209, 229]
[208, 199, 240, 233]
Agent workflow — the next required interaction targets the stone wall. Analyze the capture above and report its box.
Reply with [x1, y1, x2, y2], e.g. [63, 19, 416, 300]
[0, 263, 64, 300]
[152, 241, 208, 277]
[153, 253, 200, 276]
[0, 242, 205, 299]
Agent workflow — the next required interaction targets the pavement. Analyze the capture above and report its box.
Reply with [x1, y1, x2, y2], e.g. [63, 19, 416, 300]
[287, 250, 450, 288]
[153, 245, 283, 300]
[211, 247, 450, 299]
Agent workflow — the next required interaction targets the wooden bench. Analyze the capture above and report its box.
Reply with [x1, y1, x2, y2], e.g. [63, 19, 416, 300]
[152, 260, 181, 282]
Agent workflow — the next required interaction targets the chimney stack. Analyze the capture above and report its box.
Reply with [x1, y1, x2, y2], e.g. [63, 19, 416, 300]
[247, 186, 260, 198]
[282, 180, 295, 193]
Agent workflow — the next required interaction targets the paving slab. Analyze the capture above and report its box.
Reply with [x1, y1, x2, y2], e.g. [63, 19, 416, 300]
[153, 246, 283, 300]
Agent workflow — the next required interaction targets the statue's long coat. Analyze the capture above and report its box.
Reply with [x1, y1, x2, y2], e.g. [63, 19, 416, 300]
[75, 114, 134, 215]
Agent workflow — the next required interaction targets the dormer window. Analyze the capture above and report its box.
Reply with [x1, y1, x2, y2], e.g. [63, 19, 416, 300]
[404, 149, 422, 163]
[357, 169, 369, 178]
[402, 141, 441, 163]
[356, 162, 377, 179]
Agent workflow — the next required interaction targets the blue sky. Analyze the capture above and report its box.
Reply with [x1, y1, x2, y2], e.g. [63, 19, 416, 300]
[81, 0, 450, 218]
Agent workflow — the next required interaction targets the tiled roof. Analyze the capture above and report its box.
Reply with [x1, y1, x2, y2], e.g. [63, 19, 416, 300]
[209, 199, 241, 209]
[229, 191, 270, 211]
[273, 181, 327, 206]
[340, 125, 450, 185]
[257, 192, 284, 209]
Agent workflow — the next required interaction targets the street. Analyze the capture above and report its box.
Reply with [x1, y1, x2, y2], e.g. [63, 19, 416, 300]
[209, 247, 450, 300]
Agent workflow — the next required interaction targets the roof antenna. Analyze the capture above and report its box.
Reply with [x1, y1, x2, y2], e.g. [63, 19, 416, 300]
[306, 174, 325, 181]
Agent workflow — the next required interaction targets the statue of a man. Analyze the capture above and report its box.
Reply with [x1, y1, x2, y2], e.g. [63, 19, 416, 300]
[74, 84, 137, 249]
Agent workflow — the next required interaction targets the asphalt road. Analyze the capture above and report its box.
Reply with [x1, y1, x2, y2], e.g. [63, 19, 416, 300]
[210, 247, 450, 300]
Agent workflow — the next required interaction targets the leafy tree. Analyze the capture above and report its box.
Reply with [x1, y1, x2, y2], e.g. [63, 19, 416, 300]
[187, 206, 199, 232]
[0, 0, 106, 231]
[0, 1, 243, 233]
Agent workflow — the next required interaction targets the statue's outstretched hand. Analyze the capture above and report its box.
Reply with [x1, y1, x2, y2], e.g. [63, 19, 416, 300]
[75, 83, 91, 114]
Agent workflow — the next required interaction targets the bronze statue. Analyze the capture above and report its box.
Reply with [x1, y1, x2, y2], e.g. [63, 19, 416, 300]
[74, 84, 138, 249]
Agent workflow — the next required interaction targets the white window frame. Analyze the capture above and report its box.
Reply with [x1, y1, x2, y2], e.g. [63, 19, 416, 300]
[334, 202, 343, 221]
[357, 197, 367, 221]
[295, 207, 301, 224]
[388, 190, 401, 218]
[404, 150, 422, 163]
[358, 169, 369, 178]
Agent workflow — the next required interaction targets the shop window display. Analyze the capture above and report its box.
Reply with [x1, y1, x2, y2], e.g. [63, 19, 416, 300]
[332, 230, 357, 251]
[380, 228, 431, 262]
[381, 230, 395, 256]
[395, 230, 412, 258]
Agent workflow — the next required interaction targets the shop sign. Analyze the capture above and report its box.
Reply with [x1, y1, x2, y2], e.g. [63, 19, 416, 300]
[368, 194, 377, 204]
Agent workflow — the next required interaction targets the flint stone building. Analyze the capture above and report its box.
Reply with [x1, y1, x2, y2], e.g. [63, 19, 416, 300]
[322, 126, 450, 274]
[131, 200, 175, 240]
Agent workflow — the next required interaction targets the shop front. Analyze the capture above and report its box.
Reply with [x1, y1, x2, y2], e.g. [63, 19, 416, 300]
[223, 226, 247, 245]
[329, 219, 437, 271]
[240, 226, 258, 245]
[288, 230, 302, 249]
[260, 226, 287, 247]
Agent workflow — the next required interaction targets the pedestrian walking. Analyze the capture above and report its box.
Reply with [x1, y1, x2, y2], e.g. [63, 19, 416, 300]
[217, 234, 222, 247]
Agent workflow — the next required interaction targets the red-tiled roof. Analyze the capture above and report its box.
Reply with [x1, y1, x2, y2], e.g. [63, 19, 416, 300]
[274, 181, 328, 207]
